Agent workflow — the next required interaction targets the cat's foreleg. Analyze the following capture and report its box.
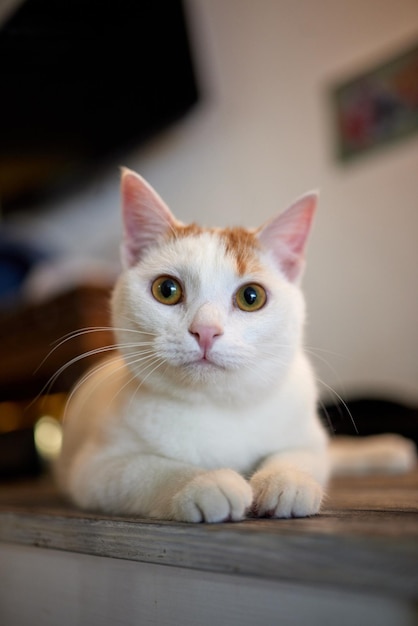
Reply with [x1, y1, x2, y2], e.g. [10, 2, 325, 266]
[250, 449, 329, 518]
[64, 444, 252, 523]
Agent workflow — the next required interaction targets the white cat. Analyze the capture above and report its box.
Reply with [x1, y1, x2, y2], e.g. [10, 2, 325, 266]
[55, 169, 416, 522]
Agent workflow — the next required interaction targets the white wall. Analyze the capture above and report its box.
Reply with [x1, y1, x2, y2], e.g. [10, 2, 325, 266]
[11, 0, 418, 402]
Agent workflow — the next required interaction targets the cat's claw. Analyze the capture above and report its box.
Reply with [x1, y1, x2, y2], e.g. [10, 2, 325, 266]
[250, 469, 323, 518]
[171, 469, 253, 523]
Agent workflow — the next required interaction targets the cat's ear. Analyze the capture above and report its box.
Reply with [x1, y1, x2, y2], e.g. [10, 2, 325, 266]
[120, 168, 181, 268]
[257, 192, 318, 282]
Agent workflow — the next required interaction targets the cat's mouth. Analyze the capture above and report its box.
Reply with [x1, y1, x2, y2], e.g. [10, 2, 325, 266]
[194, 355, 218, 366]
[189, 354, 224, 370]
[170, 347, 228, 373]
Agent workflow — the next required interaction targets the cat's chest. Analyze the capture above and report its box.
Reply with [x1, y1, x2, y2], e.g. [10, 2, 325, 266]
[120, 392, 289, 473]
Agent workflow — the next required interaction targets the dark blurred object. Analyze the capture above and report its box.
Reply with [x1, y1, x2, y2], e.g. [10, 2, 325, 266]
[0, 235, 48, 306]
[0, 394, 65, 479]
[0, 428, 41, 479]
[0, 285, 113, 401]
[321, 397, 418, 447]
[0, 0, 199, 213]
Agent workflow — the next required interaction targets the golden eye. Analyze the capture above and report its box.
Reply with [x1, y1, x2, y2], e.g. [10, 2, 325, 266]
[151, 276, 183, 305]
[235, 283, 267, 312]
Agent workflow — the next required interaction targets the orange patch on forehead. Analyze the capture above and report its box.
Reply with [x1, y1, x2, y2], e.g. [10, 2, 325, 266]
[166, 222, 262, 276]
[220, 227, 262, 275]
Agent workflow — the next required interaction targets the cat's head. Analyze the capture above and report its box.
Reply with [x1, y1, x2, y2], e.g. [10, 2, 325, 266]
[112, 169, 317, 402]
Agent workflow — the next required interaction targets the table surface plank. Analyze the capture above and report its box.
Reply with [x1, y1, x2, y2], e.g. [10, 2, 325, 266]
[0, 468, 417, 600]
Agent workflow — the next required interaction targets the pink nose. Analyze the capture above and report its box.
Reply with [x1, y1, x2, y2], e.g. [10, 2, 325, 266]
[189, 322, 223, 352]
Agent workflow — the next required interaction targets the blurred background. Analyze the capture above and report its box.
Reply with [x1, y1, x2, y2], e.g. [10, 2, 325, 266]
[0, 0, 417, 476]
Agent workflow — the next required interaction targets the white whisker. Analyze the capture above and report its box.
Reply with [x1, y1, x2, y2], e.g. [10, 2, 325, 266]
[34, 325, 157, 375]
[303, 347, 348, 393]
[63, 354, 125, 423]
[126, 357, 168, 413]
[63, 349, 159, 420]
[79, 353, 162, 417]
[315, 377, 358, 435]
[37, 345, 121, 398]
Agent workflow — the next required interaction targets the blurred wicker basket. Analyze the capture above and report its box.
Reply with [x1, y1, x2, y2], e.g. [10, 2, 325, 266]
[0, 285, 113, 401]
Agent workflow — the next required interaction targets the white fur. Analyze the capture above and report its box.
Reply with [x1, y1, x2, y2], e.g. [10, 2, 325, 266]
[56, 172, 416, 523]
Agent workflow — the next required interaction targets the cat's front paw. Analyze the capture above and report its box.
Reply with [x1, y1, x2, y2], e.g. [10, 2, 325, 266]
[171, 469, 252, 523]
[250, 468, 323, 518]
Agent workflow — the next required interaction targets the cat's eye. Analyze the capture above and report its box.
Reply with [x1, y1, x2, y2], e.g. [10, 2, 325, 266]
[151, 276, 183, 305]
[235, 283, 267, 312]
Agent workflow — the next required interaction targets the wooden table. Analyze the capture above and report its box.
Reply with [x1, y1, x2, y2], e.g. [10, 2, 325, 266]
[0, 469, 417, 626]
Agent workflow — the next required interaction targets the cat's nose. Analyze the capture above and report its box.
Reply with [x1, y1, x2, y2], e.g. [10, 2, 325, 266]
[189, 322, 223, 352]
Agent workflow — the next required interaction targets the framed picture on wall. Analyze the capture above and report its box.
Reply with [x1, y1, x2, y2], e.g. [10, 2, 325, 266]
[331, 40, 418, 162]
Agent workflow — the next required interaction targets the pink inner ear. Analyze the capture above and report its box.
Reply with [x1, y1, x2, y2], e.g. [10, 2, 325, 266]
[258, 192, 318, 282]
[121, 168, 179, 268]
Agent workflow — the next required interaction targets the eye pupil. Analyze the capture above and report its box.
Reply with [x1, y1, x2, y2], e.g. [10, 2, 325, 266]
[160, 279, 177, 299]
[243, 287, 257, 305]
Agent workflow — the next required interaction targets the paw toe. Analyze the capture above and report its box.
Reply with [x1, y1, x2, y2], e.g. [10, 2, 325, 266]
[172, 469, 252, 523]
[251, 470, 323, 519]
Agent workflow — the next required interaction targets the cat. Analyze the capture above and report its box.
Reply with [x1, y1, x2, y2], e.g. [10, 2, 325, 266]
[55, 168, 416, 522]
